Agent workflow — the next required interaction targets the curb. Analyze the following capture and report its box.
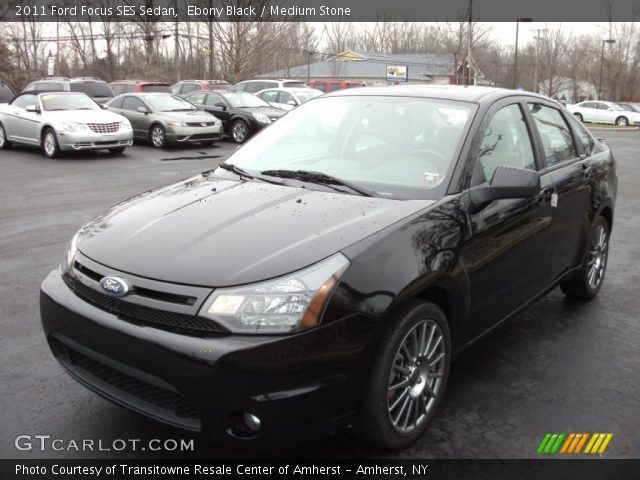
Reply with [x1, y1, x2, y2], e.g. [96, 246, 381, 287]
[586, 126, 640, 132]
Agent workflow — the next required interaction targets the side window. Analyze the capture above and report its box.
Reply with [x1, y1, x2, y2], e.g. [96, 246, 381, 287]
[110, 85, 123, 96]
[108, 97, 123, 109]
[582, 102, 595, 109]
[329, 83, 342, 92]
[278, 91, 295, 104]
[12, 94, 38, 109]
[170, 85, 180, 95]
[121, 96, 145, 111]
[529, 104, 578, 167]
[205, 93, 224, 107]
[188, 92, 206, 105]
[471, 103, 536, 187]
[181, 83, 198, 94]
[260, 90, 279, 102]
[234, 83, 247, 92]
[244, 82, 263, 93]
[566, 113, 595, 156]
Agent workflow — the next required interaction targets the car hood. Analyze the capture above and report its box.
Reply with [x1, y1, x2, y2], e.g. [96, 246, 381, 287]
[77, 175, 434, 287]
[157, 110, 216, 122]
[43, 110, 125, 124]
[236, 106, 285, 118]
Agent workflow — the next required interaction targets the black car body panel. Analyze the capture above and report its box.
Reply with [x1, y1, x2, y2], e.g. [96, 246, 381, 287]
[40, 86, 617, 444]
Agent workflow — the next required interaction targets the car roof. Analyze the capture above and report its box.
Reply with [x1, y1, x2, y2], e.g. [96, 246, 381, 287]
[322, 84, 552, 104]
[111, 80, 169, 85]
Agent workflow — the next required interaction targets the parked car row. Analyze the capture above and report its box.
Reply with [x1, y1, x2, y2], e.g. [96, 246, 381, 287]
[566, 100, 640, 126]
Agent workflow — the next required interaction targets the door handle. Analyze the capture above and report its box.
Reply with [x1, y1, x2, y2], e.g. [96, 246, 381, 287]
[582, 165, 595, 179]
[537, 187, 554, 204]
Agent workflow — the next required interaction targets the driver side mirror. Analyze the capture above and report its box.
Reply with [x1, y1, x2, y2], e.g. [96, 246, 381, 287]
[214, 102, 227, 111]
[136, 106, 150, 114]
[26, 105, 40, 114]
[470, 166, 540, 205]
[286, 100, 297, 106]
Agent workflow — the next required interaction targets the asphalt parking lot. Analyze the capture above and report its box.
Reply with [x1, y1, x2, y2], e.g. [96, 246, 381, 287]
[1, 132, 639, 459]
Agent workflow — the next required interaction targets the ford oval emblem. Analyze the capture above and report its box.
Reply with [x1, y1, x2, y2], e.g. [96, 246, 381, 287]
[99, 276, 130, 297]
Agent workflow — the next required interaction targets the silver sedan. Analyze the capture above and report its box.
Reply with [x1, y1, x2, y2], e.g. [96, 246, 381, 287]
[0, 92, 133, 157]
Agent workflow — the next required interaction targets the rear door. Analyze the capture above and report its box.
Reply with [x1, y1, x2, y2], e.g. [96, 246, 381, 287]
[528, 101, 594, 281]
[460, 98, 555, 338]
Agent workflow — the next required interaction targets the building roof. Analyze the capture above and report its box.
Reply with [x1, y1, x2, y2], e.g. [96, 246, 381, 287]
[257, 50, 456, 81]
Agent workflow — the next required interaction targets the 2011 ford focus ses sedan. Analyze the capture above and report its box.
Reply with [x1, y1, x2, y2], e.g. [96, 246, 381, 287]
[40, 86, 617, 450]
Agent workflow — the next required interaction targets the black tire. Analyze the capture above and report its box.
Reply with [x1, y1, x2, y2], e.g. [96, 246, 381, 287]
[149, 124, 167, 148]
[109, 147, 126, 155]
[42, 128, 61, 158]
[574, 113, 583, 122]
[0, 122, 12, 149]
[561, 216, 610, 300]
[231, 119, 250, 144]
[354, 300, 451, 450]
[615, 116, 629, 127]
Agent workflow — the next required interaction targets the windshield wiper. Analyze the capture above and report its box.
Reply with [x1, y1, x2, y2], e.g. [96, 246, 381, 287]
[216, 163, 286, 186]
[171, 108, 197, 112]
[260, 169, 374, 197]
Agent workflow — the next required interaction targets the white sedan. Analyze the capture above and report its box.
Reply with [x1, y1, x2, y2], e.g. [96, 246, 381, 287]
[0, 91, 133, 157]
[565, 100, 640, 126]
[256, 87, 323, 111]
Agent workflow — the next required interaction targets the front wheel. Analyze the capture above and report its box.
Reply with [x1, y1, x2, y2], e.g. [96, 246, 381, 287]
[616, 116, 629, 127]
[574, 113, 583, 122]
[42, 128, 61, 158]
[149, 124, 167, 148]
[0, 123, 11, 149]
[231, 120, 249, 144]
[561, 216, 610, 300]
[354, 300, 451, 450]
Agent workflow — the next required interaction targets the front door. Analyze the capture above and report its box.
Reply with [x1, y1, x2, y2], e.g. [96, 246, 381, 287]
[460, 100, 555, 339]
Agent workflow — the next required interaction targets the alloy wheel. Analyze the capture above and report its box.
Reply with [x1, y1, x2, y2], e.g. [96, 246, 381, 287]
[587, 223, 608, 290]
[616, 117, 629, 126]
[232, 122, 247, 143]
[44, 132, 56, 156]
[387, 319, 446, 434]
[0, 126, 5, 146]
[151, 127, 165, 147]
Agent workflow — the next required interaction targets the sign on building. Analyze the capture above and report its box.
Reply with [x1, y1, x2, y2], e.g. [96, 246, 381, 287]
[386, 65, 408, 82]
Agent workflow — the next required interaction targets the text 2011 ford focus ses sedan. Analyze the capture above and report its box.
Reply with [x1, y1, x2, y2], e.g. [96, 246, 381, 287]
[41, 86, 616, 449]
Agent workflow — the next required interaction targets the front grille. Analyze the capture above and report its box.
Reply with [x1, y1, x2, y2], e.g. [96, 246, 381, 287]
[62, 273, 227, 336]
[53, 338, 200, 430]
[186, 122, 216, 127]
[86, 122, 120, 134]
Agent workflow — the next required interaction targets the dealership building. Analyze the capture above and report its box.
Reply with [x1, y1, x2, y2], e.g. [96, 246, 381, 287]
[256, 50, 463, 86]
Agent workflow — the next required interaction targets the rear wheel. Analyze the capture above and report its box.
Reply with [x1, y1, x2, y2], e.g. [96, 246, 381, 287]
[355, 300, 451, 450]
[615, 116, 629, 127]
[109, 147, 126, 155]
[42, 128, 60, 158]
[0, 123, 11, 149]
[149, 124, 166, 148]
[231, 120, 249, 144]
[574, 113, 583, 122]
[561, 216, 610, 300]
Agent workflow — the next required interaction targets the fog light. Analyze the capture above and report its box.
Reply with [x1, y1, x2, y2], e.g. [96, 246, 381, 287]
[243, 412, 261, 433]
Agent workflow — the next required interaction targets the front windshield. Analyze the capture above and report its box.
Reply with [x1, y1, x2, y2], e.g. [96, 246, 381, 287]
[41, 93, 100, 111]
[293, 89, 323, 103]
[225, 96, 475, 196]
[145, 95, 197, 111]
[223, 92, 271, 108]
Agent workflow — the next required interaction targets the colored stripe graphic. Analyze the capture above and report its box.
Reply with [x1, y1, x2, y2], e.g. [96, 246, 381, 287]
[539, 433, 613, 454]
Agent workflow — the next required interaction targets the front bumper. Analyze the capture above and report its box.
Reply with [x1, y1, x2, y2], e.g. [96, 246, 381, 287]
[166, 124, 223, 144]
[58, 130, 133, 151]
[40, 269, 371, 443]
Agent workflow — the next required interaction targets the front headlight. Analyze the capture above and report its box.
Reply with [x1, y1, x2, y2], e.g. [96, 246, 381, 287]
[62, 231, 80, 272]
[119, 120, 132, 130]
[166, 120, 188, 127]
[199, 253, 350, 334]
[62, 122, 87, 132]
[252, 112, 271, 124]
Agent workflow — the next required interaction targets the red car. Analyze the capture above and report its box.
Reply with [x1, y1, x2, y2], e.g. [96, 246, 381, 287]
[310, 80, 366, 93]
[110, 80, 171, 96]
[171, 80, 233, 96]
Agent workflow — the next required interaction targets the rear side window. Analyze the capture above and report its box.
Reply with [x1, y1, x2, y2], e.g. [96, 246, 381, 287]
[108, 97, 123, 109]
[566, 112, 596, 156]
[283, 81, 306, 88]
[141, 84, 170, 93]
[121, 96, 145, 111]
[472, 103, 536, 187]
[180, 83, 199, 94]
[329, 83, 342, 92]
[529, 104, 577, 167]
[28, 82, 64, 91]
[71, 82, 114, 98]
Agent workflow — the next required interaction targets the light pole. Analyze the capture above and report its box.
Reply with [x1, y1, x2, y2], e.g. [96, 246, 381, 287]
[598, 38, 615, 99]
[512, 18, 532, 89]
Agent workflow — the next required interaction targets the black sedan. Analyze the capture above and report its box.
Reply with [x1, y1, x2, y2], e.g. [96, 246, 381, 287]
[40, 86, 616, 450]
[182, 90, 284, 143]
